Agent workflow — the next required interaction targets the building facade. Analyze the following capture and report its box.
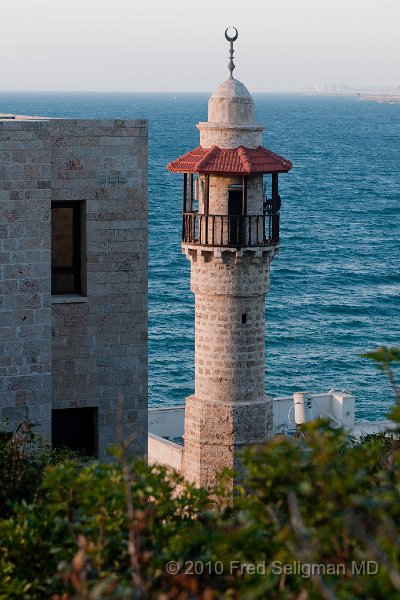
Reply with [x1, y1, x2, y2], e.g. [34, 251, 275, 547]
[0, 115, 148, 459]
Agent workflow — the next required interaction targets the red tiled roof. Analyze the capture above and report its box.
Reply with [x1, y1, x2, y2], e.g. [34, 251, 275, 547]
[167, 145, 292, 175]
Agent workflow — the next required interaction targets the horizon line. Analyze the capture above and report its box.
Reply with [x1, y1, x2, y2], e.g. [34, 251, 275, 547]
[0, 89, 306, 94]
[0, 88, 377, 95]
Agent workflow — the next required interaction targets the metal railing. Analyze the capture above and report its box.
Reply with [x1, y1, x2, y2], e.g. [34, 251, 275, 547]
[182, 212, 279, 247]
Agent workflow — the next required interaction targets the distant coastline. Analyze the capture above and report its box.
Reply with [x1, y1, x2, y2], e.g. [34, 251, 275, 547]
[300, 91, 358, 97]
[301, 92, 400, 104]
[300, 85, 400, 105]
[359, 94, 400, 104]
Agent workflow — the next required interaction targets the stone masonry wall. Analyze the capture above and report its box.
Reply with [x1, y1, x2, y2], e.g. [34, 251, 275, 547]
[183, 395, 272, 488]
[195, 294, 265, 403]
[202, 175, 263, 215]
[1, 117, 148, 458]
[190, 250, 271, 405]
[50, 119, 148, 459]
[0, 119, 52, 436]
[182, 248, 275, 487]
[198, 123, 263, 150]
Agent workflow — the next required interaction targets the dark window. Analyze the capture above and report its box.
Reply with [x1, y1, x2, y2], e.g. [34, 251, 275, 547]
[228, 190, 243, 245]
[241, 313, 247, 324]
[51, 202, 81, 294]
[52, 408, 98, 458]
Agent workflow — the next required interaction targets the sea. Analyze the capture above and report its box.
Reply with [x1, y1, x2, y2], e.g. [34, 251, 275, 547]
[1, 91, 399, 420]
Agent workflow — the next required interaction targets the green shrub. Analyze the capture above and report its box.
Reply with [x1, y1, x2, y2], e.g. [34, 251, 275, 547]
[0, 422, 83, 520]
[0, 348, 399, 599]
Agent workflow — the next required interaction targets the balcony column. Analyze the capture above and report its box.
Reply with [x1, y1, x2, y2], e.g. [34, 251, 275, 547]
[204, 174, 210, 215]
[188, 174, 194, 212]
[204, 174, 210, 245]
[271, 173, 280, 244]
[182, 173, 188, 240]
[242, 176, 248, 245]
[242, 175, 248, 215]
[182, 173, 188, 212]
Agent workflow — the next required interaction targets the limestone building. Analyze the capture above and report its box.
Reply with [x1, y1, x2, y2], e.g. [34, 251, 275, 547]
[167, 29, 293, 487]
[0, 115, 148, 459]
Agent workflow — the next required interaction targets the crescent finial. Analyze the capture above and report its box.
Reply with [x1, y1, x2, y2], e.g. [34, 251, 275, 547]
[225, 27, 238, 42]
[225, 27, 238, 78]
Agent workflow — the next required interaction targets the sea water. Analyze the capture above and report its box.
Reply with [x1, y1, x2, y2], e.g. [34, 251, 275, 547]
[1, 92, 398, 419]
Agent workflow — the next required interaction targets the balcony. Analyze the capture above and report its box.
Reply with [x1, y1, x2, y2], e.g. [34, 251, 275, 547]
[182, 211, 279, 248]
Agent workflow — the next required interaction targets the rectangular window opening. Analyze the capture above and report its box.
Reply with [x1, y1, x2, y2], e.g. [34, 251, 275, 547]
[0, 431, 13, 442]
[52, 408, 98, 458]
[51, 201, 83, 295]
[241, 313, 247, 324]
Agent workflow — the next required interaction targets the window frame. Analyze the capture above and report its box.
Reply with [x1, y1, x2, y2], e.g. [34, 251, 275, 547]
[51, 201, 82, 295]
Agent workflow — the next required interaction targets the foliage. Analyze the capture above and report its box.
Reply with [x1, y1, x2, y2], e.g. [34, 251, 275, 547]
[0, 349, 399, 599]
[362, 346, 400, 422]
[0, 421, 83, 520]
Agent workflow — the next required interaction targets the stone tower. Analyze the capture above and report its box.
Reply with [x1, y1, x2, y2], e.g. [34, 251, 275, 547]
[168, 29, 292, 488]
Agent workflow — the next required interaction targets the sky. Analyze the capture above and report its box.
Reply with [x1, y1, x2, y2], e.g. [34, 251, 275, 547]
[1, 0, 399, 92]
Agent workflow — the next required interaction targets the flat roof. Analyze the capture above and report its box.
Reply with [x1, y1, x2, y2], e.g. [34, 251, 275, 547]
[0, 113, 49, 121]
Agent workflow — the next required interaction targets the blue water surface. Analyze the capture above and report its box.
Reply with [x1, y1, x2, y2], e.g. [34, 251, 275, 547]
[1, 91, 399, 419]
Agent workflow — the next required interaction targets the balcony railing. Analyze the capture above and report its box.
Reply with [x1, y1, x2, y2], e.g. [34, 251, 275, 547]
[182, 212, 279, 247]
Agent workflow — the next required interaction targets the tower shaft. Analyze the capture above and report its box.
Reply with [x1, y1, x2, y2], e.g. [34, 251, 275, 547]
[182, 249, 275, 488]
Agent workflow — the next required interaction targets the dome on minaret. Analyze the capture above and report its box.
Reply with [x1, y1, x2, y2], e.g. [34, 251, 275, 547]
[198, 72, 262, 148]
[208, 77, 255, 125]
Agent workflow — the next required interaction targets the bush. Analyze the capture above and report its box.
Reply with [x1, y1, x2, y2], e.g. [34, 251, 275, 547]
[0, 348, 399, 599]
[0, 422, 82, 520]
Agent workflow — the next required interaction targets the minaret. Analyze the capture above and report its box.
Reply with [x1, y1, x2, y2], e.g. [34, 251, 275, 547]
[168, 28, 292, 488]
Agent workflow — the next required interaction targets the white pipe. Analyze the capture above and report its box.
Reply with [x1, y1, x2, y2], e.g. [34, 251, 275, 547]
[293, 392, 313, 425]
